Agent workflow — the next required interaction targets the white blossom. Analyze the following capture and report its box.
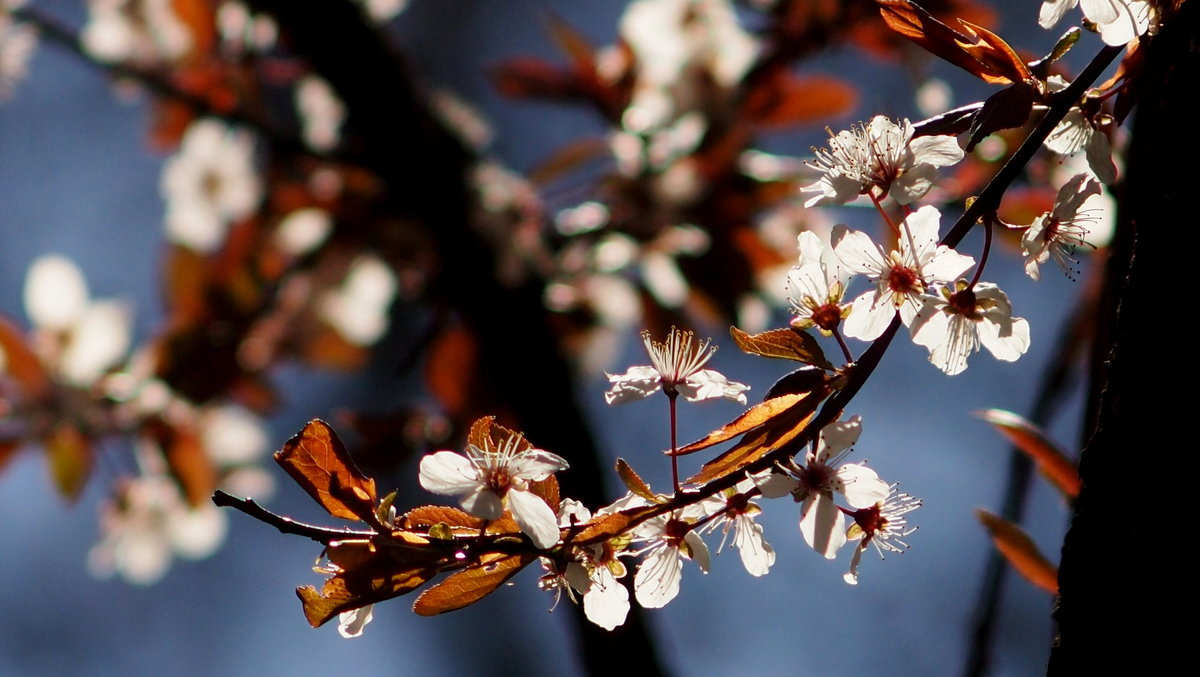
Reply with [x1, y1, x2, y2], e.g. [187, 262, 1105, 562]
[22, 254, 131, 387]
[419, 434, 568, 549]
[82, 0, 192, 64]
[910, 281, 1031, 376]
[1039, 0, 1154, 46]
[801, 116, 963, 207]
[539, 499, 631, 630]
[318, 254, 398, 345]
[630, 509, 710, 608]
[88, 442, 228, 585]
[161, 119, 262, 252]
[834, 206, 975, 341]
[786, 230, 852, 336]
[296, 76, 345, 152]
[605, 328, 748, 405]
[696, 479, 775, 576]
[762, 417, 889, 559]
[844, 486, 922, 585]
[1022, 173, 1101, 280]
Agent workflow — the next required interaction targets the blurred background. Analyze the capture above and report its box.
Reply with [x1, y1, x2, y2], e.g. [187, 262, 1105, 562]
[0, 1, 1102, 675]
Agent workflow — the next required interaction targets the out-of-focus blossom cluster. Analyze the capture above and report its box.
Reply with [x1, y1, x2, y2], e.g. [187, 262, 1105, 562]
[0, 256, 274, 583]
[0, 1, 35, 100]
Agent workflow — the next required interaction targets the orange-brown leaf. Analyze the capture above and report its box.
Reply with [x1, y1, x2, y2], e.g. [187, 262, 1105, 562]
[528, 474, 561, 514]
[543, 12, 595, 73]
[164, 425, 218, 508]
[956, 19, 1032, 84]
[527, 137, 611, 186]
[298, 563, 437, 628]
[876, 0, 1014, 85]
[0, 315, 48, 396]
[676, 392, 811, 455]
[976, 509, 1058, 594]
[745, 74, 858, 128]
[413, 552, 536, 616]
[616, 458, 656, 499]
[571, 503, 661, 545]
[424, 326, 478, 417]
[685, 407, 817, 485]
[731, 326, 833, 369]
[399, 505, 485, 531]
[275, 420, 378, 521]
[977, 409, 1080, 499]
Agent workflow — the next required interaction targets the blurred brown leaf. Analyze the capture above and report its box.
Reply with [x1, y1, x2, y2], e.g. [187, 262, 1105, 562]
[977, 509, 1059, 594]
[977, 409, 1080, 499]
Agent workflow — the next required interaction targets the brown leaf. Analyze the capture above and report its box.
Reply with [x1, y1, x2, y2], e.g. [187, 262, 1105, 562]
[399, 505, 485, 531]
[730, 326, 833, 370]
[46, 423, 91, 501]
[413, 552, 536, 616]
[543, 11, 595, 73]
[965, 82, 1035, 152]
[976, 409, 1080, 499]
[571, 503, 661, 545]
[275, 420, 378, 522]
[675, 392, 814, 455]
[615, 458, 656, 499]
[976, 509, 1058, 594]
[685, 406, 817, 485]
[527, 137, 611, 186]
[876, 0, 1015, 85]
[162, 425, 218, 509]
[528, 474, 561, 514]
[955, 19, 1033, 84]
[0, 315, 48, 396]
[744, 73, 858, 128]
[424, 326, 479, 417]
[298, 561, 438, 627]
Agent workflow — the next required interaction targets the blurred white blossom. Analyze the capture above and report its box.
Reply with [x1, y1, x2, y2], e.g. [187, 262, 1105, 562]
[161, 119, 263, 252]
[318, 254, 398, 346]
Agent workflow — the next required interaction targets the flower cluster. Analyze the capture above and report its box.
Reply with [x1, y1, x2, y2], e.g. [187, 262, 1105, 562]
[784, 206, 1030, 375]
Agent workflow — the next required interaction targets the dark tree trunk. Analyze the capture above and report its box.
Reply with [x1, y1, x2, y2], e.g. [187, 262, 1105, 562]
[1048, 4, 1198, 672]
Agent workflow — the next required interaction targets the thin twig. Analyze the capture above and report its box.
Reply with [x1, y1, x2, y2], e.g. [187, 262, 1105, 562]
[212, 490, 374, 544]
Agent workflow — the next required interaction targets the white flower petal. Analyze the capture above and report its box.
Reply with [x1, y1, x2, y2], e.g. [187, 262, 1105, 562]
[843, 291, 895, 341]
[684, 530, 710, 573]
[799, 494, 846, 559]
[25, 255, 89, 331]
[418, 451, 481, 495]
[338, 605, 374, 638]
[679, 369, 749, 404]
[604, 365, 662, 404]
[635, 544, 684, 608]
[59, 300, 131, 385]
[507, 488, 562, 549]
[733, 516, 775, 577]
[837, 464, 890, 508]
[509, 449, 570, 482]
[583, 566, 630, 630]
[833, 229, 887, 276]
[459, 487, 504, 520]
